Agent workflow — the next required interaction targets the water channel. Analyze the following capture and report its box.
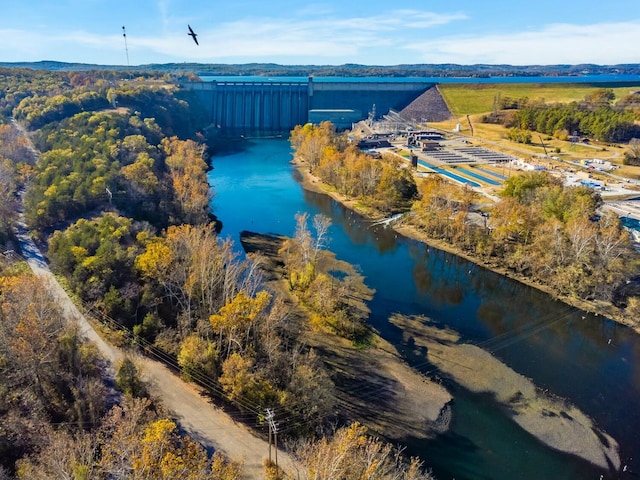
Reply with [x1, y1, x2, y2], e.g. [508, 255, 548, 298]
[208, 138, 640, 480]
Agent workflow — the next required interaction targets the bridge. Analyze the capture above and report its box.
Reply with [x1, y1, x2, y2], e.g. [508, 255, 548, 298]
[182, 77, 434, 133]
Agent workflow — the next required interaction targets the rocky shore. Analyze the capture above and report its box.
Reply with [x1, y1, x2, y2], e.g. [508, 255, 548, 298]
[288, 155, 623, 470]
[391, 314, 620, 470]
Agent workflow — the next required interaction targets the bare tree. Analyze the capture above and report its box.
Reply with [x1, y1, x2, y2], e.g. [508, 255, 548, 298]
[312, 213, 332, 263]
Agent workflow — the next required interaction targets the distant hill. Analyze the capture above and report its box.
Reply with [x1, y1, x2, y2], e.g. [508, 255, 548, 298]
[1, 61, 639, 78]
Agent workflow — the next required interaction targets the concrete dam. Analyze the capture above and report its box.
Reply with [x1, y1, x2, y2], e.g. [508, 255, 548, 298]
[182, 77, 435, 133]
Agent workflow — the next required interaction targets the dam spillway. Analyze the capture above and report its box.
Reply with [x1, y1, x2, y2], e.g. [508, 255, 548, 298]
[183, 77, 435, 133]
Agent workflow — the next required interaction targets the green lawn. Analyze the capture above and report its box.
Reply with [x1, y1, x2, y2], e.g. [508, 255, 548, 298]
[438, 83, 640, 117]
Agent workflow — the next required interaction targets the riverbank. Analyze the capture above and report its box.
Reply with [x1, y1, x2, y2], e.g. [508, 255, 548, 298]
[391, 313, 620, 470]
[289, 155, 624, 471]
[240, 231, 453, 442]
[290, 156, 639, 333]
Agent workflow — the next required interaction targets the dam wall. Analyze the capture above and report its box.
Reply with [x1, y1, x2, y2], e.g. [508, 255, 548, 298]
[186, 80, 309, 132]
[183, 78, 433, 133]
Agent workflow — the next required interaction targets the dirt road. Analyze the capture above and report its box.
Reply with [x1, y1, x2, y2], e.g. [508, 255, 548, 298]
[15, 223, 295, 479]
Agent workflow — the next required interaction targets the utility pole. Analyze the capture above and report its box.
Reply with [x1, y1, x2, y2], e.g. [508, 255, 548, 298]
[466, 114, 474, 136]
[538, 134, 549, 157]
[265, 408, 279, 469]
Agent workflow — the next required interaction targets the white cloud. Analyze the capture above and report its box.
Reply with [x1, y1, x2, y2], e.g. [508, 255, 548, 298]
[404, 21, 640, 65]
[165, 9, 467, 61]
[3, 10, 637, 66]
[0, 9, 467, 64]
[0, 28, 118, 62]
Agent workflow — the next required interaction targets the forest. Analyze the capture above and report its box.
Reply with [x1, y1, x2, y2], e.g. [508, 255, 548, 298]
[484, 88, 640, 143]
[0, 67, 433, 479]
[290, 122, 640, 322]
[3, 60, 640, 77]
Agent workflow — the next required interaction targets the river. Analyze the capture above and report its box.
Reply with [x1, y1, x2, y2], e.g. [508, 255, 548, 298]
[208, 138, 640, 480]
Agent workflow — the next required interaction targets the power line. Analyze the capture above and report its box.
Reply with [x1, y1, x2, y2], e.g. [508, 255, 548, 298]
[7, 232, 601, 446]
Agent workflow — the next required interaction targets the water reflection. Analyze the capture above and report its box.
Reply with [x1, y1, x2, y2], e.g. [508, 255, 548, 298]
[210, 139, 640, 479]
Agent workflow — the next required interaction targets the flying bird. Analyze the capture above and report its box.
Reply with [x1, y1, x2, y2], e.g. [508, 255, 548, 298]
[188, 25, 199, 45]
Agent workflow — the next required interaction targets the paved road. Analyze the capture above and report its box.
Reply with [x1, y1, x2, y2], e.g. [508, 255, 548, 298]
[14, 208, 295, 480]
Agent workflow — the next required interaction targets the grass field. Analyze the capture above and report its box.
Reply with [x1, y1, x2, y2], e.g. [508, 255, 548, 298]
[420, 82, 640, 180]
[438, 82, 640, 117]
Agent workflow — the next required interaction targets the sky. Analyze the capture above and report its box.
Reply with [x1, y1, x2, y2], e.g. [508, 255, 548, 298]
[1, 0, 639, 66]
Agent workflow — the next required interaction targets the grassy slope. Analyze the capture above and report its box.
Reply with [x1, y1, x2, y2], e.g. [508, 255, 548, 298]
[438, 82, 640, 116]
[430, 83, 640, 179]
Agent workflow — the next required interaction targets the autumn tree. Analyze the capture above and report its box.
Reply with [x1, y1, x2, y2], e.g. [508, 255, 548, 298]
[120, 152, 160, 197]
[592, 211, 632, 299]
[290, 122, 336, 172]
[411, 175, 474, 243]
[136, 223, 260, 336]
[279, 212, 331, 291]
[209, 290, 272, 358]
[16, 429, 99, 480]
[98, 396, 155, 479]
[584, 88, 615, 106]
[178, 333, 219, 382]
[623, 138, 640, 166]
[0, 158, 18, 239]
[500, 171, 560, 203]
[47, 213, 144, 323]
[218, 352, 277, 411]
[291, 422, 434, 480]
[0, 274, 107, 474]
[373, 155, 417, 213]
[162, 136, 211, 225]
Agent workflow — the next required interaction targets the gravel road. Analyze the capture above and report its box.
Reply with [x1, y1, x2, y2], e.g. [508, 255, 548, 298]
[15, 220, 295, 480]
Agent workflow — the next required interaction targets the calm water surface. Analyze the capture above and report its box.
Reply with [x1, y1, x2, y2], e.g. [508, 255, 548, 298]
[200, 74, 640, 84]
[208, 138, 640, 480]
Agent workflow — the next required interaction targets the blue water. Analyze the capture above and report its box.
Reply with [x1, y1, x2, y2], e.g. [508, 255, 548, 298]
[452, 167, 503, 186]
[621, 216, 640, 230]
[474, 167, 508, 181]
[418, 159, 482, 187]
[208, 139, 640, 480]
[200, 74, 640, 84]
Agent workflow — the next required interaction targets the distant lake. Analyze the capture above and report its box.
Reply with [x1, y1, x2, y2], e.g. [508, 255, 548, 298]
[199, 74, 640, 84]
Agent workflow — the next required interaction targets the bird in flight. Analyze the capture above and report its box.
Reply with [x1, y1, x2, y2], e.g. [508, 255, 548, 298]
[188, 25, 199, 45]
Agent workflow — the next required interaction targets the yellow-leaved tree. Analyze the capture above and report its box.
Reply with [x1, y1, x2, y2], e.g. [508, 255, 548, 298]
[162, 136, 211, 224]
[210, 290, 272, 358]
[132, 418, 209, 480]
[293, 422, 434, 480]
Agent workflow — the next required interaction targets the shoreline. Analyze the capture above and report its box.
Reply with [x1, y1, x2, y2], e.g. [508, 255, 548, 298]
[290, 156, 639, 334]
[391, 313, 620, 470]
[288, 158, 621, 469]
[239, 231, 453, 442]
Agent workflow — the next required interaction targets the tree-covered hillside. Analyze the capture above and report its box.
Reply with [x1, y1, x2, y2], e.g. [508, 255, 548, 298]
[0, 66, 434, 480]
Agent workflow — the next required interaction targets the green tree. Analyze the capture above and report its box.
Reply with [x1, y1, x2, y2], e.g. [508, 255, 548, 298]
[115, 357, 148, 398]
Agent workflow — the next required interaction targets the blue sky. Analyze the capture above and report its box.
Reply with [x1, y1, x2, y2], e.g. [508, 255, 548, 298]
[1, 0, 638, 66]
